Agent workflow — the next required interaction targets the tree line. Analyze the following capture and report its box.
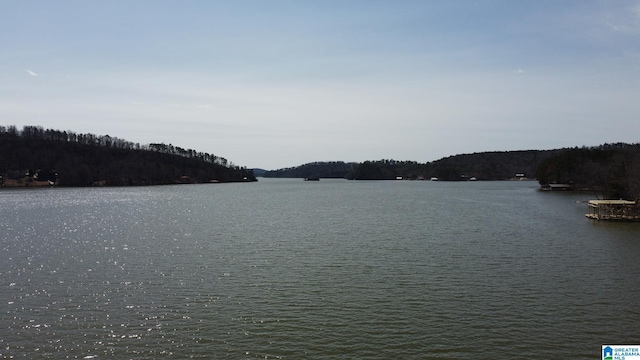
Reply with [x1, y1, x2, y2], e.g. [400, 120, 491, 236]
[1, 125, 232, 167]
[264, 144, 640, 200]
[536, 143, 640, 199]
[265, 151, 563, 181]
[0, 125, 256, 187]
[264, 161, 358, 179]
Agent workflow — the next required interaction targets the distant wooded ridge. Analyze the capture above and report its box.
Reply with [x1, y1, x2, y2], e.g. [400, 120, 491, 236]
[264, 151, 560, 181]
[264, 143, 640, 200]
[0, 125, 256, 187]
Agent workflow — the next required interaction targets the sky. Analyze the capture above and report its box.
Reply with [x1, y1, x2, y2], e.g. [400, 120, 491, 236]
[1, 1, 639, 170]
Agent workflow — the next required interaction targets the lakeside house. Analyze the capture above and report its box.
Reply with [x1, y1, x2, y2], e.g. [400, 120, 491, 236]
[1, 170, 57, 187]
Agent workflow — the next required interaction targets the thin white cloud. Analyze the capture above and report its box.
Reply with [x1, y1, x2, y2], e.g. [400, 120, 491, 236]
[26, 69, 38, 76]
[602, 3, 640, 34]
[605, 22, 619, 31]
[513, 68, 524, 74]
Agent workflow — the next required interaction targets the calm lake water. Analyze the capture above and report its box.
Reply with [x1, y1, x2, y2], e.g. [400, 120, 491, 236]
[1, 178, 639, 359]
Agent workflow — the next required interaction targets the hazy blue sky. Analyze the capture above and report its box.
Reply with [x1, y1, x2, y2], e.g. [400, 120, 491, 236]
[2, 1, 639, 169]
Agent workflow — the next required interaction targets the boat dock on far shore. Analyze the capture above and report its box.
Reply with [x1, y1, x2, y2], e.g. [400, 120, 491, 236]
[586, 200, 640, 221]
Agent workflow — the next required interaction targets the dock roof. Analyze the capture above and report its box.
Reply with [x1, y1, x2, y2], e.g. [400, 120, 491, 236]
[588, 200, 636, 205]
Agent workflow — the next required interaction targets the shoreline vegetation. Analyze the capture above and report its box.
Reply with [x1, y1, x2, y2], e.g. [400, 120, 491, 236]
[0, 125, 256, 187]
[2, 125, 639, 200]
[263, 144, 640, 200]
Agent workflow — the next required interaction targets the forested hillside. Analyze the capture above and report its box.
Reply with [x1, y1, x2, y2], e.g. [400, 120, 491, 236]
[0, 125, 256, 187]
[264, 143, 640, 200]
[536, 143, 640, 199]
[265, 150, 563, 181]
[264, 161, 357, 179]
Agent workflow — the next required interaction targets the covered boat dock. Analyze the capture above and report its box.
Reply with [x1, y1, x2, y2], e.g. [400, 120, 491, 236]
[586, 200, 640, 221]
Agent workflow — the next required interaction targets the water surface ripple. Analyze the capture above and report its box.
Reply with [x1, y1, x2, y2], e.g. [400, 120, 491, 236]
[1, 179, 639, 358]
